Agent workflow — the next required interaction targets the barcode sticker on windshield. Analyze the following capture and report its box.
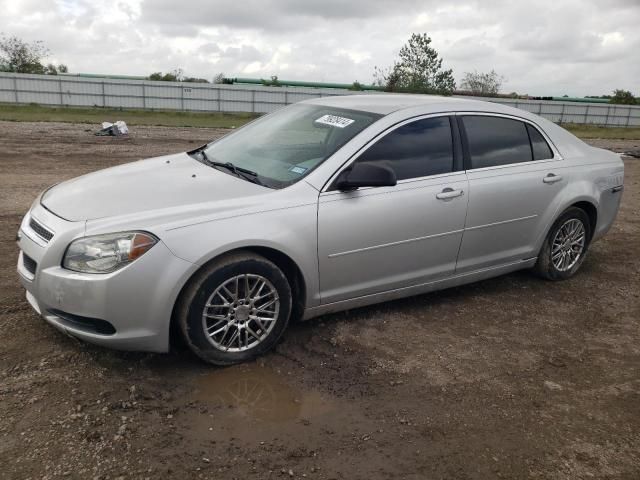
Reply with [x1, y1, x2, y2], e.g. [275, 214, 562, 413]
[289, 166, 308, 175]
[314, 114, 355, 128]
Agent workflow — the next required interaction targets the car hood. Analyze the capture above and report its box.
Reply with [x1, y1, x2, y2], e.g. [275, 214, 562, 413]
[41, 152, 267, 221]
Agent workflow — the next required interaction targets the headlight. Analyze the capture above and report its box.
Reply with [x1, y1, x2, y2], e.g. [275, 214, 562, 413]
[63, 232, 158, 274]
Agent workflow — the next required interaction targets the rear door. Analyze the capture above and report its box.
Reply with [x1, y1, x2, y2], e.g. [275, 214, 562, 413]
[317, 115, 469, 304]
[456, 114, 564, 273]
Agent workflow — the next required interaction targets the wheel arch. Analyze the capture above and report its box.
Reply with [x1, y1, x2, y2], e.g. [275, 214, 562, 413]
[169, 246, 308, 349]
[537, 197, 599, 256]
[570, 200, 597, 242]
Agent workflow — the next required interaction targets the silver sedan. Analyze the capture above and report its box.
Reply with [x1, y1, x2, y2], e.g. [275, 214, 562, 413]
[17, 95, 624, 364]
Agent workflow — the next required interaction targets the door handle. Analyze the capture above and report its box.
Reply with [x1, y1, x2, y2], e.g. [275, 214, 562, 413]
[436, 188, 464, 200]
[543, 173, 563, 184]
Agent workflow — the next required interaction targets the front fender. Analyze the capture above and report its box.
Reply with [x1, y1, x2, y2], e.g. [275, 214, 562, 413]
[161, 203, 320, 308]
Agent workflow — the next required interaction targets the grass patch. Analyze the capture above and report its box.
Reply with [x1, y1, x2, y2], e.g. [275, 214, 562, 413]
[562, 123, 640, 140]
[1, 104, 639, 139]
[0, 103, 257, 128]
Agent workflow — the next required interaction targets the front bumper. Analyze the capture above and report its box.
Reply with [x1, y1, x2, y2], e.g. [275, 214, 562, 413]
[17, 204, 196, 353]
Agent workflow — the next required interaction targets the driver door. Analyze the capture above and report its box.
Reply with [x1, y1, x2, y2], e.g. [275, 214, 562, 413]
[317, 116, 469, 304]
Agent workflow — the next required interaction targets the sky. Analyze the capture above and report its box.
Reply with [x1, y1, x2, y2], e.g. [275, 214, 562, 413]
[1, 0, 639, 96]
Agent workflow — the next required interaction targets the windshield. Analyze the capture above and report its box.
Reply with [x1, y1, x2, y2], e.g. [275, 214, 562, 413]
[201, 104, 382, 188]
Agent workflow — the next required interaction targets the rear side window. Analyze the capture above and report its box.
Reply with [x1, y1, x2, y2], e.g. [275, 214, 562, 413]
[356, 116, 453, 180]
[526, 124, 554, 160]
[462, 116, 532, 169]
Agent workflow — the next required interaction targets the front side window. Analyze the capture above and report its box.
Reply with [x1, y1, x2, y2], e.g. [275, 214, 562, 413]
[354, 116, 454, 181]
[463, 116, 532, 169]
[201, 104, 381, 188]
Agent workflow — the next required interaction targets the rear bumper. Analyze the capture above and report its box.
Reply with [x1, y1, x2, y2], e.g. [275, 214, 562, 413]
[17, 205, 196, 353]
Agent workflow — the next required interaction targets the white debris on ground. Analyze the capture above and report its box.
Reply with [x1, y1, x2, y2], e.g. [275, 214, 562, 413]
[96, 120, 129, 136]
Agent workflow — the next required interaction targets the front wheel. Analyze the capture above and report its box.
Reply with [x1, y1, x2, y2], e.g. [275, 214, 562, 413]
[534, 207, 591, 280]
[176, 252, 292, 365]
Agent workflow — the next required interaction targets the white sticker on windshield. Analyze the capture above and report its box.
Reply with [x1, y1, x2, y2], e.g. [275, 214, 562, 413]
[289, 166, 308, 175]
[314, 114, 355, 128]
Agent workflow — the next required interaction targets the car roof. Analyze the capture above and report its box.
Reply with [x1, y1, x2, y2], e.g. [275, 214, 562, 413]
[303, 93, 523, 117]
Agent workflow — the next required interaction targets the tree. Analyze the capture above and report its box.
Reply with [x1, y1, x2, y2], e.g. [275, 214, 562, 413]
[148, 69, 209, 83]
[182, 76, 209, 83]
[610, 89, 636, 105]
[43, 63, 68, 75]
[373, 65, 401, 90]
[148, 68, 183, 82]
[0, 34, 48, 73]
[373, 33, 455, 95]
[460, 70, 504, 96]
[0, 34, 68, 74]
[261, 75, 281, 87]
[212, 72, 226, 84]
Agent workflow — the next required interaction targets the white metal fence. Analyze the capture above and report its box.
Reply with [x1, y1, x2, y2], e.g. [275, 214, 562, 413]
[1, 72, 639, 126]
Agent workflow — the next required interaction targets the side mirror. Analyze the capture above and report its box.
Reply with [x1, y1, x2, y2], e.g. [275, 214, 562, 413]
[335, 162, 397, 190]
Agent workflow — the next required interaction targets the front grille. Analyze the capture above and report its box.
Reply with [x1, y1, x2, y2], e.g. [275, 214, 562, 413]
[22, 253, 37, 275]
[29, 217, 54, 242]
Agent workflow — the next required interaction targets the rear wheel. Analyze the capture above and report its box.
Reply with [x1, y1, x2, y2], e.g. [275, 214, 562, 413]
[534, 207, 591, 280]
[176, 252, 292, 365]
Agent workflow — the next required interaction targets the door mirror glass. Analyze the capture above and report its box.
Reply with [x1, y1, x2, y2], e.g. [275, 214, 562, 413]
[335, 162, 397, 190]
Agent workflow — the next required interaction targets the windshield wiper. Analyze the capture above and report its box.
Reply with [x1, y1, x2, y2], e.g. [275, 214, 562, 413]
[199, 150, 265, 186]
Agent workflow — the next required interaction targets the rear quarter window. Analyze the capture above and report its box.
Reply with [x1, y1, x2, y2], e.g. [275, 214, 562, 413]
[526, 124, 554, 160]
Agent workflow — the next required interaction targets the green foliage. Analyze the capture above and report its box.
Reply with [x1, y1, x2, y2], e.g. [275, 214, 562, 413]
[0, 35, 68, 75]
[0, 104, 258, 129]
[373, 33, 455, 95]
[0, 34, 47, 73]
[261, 75, 281, 87]
[460, 70, 504, 96]
[148, 69, 209, 83]
[182, 77, 209, 83]
[610, 89, 637, 105]
[148, 69, 183, 82]
[44, 63, 58, 75]
[43, 63, 69, 75]
[212, 72, 226, 84]
[349, 81, 364, 91]
[562, 123, 640, 140]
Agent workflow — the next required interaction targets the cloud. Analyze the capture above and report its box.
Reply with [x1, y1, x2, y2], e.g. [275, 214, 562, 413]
[0, 0, 638, 96]
[140, 0, 439, 31]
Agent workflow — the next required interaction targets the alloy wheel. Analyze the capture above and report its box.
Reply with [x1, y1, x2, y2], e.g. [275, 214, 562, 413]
[551, 218, 586, 272]
[202, 274, 280, 352]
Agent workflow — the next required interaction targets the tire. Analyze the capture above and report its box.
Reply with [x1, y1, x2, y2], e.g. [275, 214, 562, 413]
[534, 207, 591, 281]
[176, 252, 292, 365]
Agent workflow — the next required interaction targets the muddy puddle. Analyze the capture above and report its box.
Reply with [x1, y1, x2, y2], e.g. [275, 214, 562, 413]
[185, 363, 343, 441]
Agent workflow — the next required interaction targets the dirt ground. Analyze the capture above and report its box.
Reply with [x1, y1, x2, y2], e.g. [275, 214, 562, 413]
[1, 121, 638, 480]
